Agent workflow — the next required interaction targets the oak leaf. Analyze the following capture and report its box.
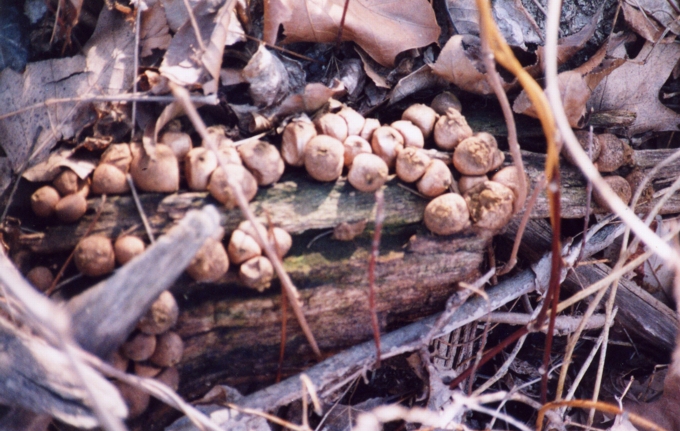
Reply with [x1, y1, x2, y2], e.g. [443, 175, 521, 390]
[589, 38, 680, 136]
[263, 0, 440, 67]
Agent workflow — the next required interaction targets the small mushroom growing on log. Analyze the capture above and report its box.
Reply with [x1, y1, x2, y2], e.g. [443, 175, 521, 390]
[304, 135, 345, 182]
[626, 170, 653, 205]
[491, 166, 524, 213]
[337, 107, 365, 136]
[155, 366, 180, 391]
[360, 118, 381, 141]
[109, 350, 129, 373]
[238, 140, 285, 186]
[281, 118, 317, 166]
[137, 291, 179, 335]
[592, 175, 632, 210]
[122, 331, 157, 362]
[434, 108, 472, 150]
[240, 256, 275, 292]
[114, 235, 145, 265]
[134, 361, 162, 378]
[562, 131, 602, 165]
[402, 103, 438, 138]
[186, 237, 230, 282]
[130, 144, 180, 192]
[315, 113, 348, 142]
[55, 193, 88, 223]
[228, 229, 262, 264]
[595, 134, 633, 173]
[464, 181, 515, 231]
[53, 168, 88, 197]
[31, 186, 60, 217]
[115, 381, 150, 419]
[161, 128, 192, 159]
[148, 331, 184, 367]
[342, 136, 372, 167]
[371, 126, 404, 169]
[92, 163, 130, 195]
[417, 159, 453, 197]
[423, 193, 471, 235]
[100, 143, 132, 173]
[453, 133, 505, 175]
[391, 120, 424, 149]
[431, 91, 462, 115]
[26, 266, 53, 291]
[237, 221, 292, 259]
[458, 175, 487, 194]
[348, 153, 389, 193]
[208, 164, 259, 209]
[185, 147, 218, 191]
[396, 147, 431, 183]
[74, 235, 115, 277]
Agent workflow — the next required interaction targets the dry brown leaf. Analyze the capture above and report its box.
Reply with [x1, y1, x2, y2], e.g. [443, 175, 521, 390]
[263, 0, 440, 67]
[590, 38, 680, 136]
[160, 0, 235, 93]
[0, 7, 134, 173]
[141, 0, 172, 57]
[621, 2, 664, 43]
[626, 0, 680, 36]
[22, 147, 98, 183]
[431, 35, 513, 95]
[514, 36, 625, 128]
[242, 44, 291, 107]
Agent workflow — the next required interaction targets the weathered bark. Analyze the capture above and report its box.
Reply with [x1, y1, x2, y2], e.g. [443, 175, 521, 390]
[17, 149, 680, 254]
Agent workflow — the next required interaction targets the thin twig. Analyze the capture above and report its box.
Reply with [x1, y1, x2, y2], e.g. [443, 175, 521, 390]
[127, 174, 156, 244]
[182, 0, 207, 53]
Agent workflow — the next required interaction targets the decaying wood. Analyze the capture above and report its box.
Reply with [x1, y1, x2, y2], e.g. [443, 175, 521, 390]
[17, 149, 680, 254]
[167, 220, 625, 431]
[503, 218, 678, 357]
[174, 229, 489, 400]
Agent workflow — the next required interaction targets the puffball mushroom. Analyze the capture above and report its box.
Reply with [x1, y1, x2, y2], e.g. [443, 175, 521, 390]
[109, 350, 129, 373]
[161, 131, 192, 159]
[458, 175, 487, 195]
[186, 237, 230, 282]
[208, 164, 258, 209]
[55, 193, 88, 223]
[53, 168, 87, 196]
[137, 291, 179, 335]
[431, 91, 462, 115]
[31, 185, 60, 217]
[237, 221, 292, 259]
[237, 140, 285, 186]
[228, 229, 262, 264]
[100, 143, 132, 173]
[593, 175, 632, 210]
[595, 134, 633, 173]
[391, 120, 424, 149]
[453, 134, 505, 175]
[122, 332, 157, 361]
[491, 166, 524, 212]
[314, 113, 348, 142]
[423, 193, 471, 235]
[155, 366, 180, 391]
[433, 108, 472, 150]
[26, 266, 53, 291]
[562, 130, 602, 166]
[337, 107, 365, 136]
[185, 147, 218, 191]
[371, 126, 404, 169]
[129, 144, 180, 193]
[343, 135, 372, 167]
[134, 361, 162, 378]
[348, 153, 389, 193]
[464, 181, 515, 231]
[148, 331, 184, 367]
[74, 235, 115, 277]
[114, 235, 145, 265]
[402, 103, 437, 138]
[281, 118, 317, 166]
[115, 381, 150, 419]
[304, 135, 345, 182]
[360, 118, 381, 141]
[416, 159, 453, 197]
[239, 256, 275, 291]
[396, 147, 431, 183]
[92, 163, 130, 194]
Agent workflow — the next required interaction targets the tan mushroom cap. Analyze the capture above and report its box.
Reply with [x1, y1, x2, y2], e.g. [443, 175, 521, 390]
[186, 237, 230, 282]
[416, 159, 453, 197]
[31, 186, 60, 217]
[239, 256, 275, 292]
[423, 193, 471, 235]
[371, 126, 404, 169]
[282, 118, 317, 167]
[129, 144, 180, 192]
[208, 164, 258, 209]
[74, 235, 115, 277]
[434, 108, 472, 150]
[137, 291, 179, 335]
[238, 140, 285, 186]
[348, 153, 389, 193]
[402, 103, 438, 138]
[304, 135, 345, 182]
[114, 235, 145, 265]
[92, 163, 130, 194]
[464, 181, 515, 231]
[453, 134, 505, 176]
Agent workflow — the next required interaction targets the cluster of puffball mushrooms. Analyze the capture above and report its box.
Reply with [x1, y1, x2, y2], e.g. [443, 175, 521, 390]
[112, 291, 182, 418]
